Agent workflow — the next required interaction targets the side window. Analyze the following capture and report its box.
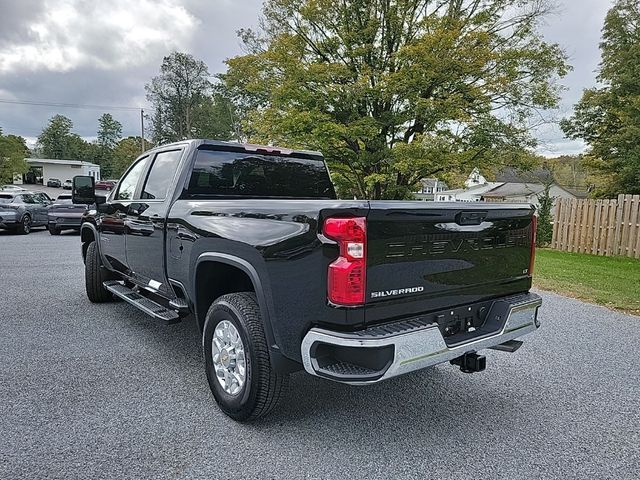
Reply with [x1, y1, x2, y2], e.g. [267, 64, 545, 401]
[20, 194, 34, 204]
[33, 193, 49, 204]
[141, 150, 182, 200]
[115, 156, 149, 201]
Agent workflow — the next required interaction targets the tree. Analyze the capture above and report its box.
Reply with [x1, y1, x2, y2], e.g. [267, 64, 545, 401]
[222, 0, 569, 199]
[94, 113, 123, 178]
[536, 183, 554, 246]
[196, 92, 241, 141]
[35, 114, 95, 161]
[146, 52, 214, 143]
[67, 134, 94, 161]
[0, 128, 29, 184]
[97, 113, 123, 150]
[112, 136, 153, 177]
[36, 114, 75, 159]
[561, 0, 640, 196]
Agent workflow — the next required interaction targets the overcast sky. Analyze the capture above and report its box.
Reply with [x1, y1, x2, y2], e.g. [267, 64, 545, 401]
[0, 0, 613, 156]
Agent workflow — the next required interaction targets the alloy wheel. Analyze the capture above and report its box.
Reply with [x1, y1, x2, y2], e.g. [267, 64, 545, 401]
[211, 320, 246, 396]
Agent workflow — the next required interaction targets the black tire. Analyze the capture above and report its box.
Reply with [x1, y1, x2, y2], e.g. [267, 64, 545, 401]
[85, 241, 113, 303]
[203, 292, 287, 421]
[49, 225, 61, 235]
[16, 214, 31, 235]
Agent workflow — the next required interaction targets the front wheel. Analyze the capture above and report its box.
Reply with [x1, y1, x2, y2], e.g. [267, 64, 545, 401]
[49, 225, 61, 235]
[85, 241, 113, 302]
[203, 293, 287, 421]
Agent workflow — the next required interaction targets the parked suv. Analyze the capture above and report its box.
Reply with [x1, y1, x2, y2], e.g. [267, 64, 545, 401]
[62, 179, 73, 190]
[48, 194, 86, 235]
[0, 192, 50, 234]
[95, 180, 117, 191]
[47, 178, 62, 188]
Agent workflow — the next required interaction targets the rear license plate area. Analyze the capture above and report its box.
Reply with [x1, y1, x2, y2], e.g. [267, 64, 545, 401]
[434, 301, 493, 338]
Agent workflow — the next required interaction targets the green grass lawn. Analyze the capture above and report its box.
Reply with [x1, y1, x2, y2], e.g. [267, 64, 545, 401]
[534, 249, 640, 315]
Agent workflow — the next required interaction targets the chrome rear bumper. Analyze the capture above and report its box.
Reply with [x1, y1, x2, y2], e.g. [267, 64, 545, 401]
[301, 293, 542, 385]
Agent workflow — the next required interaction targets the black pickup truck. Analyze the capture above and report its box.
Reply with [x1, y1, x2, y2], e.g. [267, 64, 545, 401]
[72, 139, 541, 421]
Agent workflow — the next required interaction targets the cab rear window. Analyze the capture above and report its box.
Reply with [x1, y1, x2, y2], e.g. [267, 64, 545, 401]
[186, 148, 336, 199]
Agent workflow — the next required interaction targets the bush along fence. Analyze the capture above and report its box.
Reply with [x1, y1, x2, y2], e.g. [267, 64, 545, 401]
[551, 194, 640, 258]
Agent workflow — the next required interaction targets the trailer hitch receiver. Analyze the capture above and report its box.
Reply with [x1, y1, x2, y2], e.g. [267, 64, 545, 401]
[450, 352, 486, 373]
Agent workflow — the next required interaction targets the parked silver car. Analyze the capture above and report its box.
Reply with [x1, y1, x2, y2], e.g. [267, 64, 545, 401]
[47, 194, 87, 235]
[0, 184, 27, 192]
[0, 192, 50, 234]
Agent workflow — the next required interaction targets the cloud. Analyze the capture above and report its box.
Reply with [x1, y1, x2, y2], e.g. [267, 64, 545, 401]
[0, 0, 198, 74]
[0, 0, 615, 157]
[536, 138, 587, 158]
[0, 0, 262, 142]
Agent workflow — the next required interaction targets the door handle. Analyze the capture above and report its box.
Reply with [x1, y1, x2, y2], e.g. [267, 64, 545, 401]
[125, 219, 155, 236]
[176, 227, 196, 242]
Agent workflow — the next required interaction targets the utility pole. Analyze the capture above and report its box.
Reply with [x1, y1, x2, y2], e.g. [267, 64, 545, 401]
[140, 108, 145, 153]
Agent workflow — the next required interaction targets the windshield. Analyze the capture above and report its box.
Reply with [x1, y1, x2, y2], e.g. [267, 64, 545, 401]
[186, 148, 336, 199]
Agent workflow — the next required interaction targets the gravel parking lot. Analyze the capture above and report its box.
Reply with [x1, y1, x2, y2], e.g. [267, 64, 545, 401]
[1, 230, 639, 479]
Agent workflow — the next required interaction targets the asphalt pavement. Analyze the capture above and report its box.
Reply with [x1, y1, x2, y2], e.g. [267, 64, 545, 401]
[1, 230, 639, 479]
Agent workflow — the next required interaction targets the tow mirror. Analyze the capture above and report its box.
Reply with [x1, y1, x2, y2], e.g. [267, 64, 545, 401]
[72, 176, 96, 205]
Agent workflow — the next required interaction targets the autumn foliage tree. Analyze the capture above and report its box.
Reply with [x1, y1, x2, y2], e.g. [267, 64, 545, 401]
[222, 0, 569, 199]
[112, 136, 153, 177]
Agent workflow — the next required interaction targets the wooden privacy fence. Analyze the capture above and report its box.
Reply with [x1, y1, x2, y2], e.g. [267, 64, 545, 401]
[552, 194, 640, 258]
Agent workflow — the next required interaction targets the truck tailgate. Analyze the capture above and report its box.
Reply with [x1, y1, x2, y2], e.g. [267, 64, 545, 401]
[364, 201, 535, 324]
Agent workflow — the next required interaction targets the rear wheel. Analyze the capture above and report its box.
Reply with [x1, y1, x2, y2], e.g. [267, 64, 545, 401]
[49, 225, 61, 235]
[203, 293, 287, 421]
[85, 241, 113, 303]
[16, 215, 31, 235]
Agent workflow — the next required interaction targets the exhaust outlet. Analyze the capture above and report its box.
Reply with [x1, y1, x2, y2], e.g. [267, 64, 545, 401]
[450, 352, 486, 373]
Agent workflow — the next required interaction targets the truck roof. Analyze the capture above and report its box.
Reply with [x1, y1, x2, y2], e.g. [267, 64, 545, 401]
[149, 139, 324, 159]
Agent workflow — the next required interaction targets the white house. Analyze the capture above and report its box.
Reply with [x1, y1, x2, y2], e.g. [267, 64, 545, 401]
[15, 158, 101, 185]
[434, 168, 503, 202]
[464, 167, 488, 188]
[435, 182, 504, 202]
[415, 178, 449, 201]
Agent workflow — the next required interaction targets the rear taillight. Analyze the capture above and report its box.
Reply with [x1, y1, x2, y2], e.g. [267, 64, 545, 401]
[323, 217, 367, 306]
[529, 214, 537, 275]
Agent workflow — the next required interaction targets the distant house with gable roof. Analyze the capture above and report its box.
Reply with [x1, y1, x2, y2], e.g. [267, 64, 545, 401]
[434, 168, 503, 202]
[414, 178, 449, 201]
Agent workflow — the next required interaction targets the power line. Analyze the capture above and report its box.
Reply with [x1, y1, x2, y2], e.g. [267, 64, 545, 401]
[0, 98, 149, 112]
[0, 98, 150, 152]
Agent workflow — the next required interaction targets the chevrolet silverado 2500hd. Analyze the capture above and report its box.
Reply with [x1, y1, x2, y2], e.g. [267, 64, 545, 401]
[72, 139, 542, 421]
